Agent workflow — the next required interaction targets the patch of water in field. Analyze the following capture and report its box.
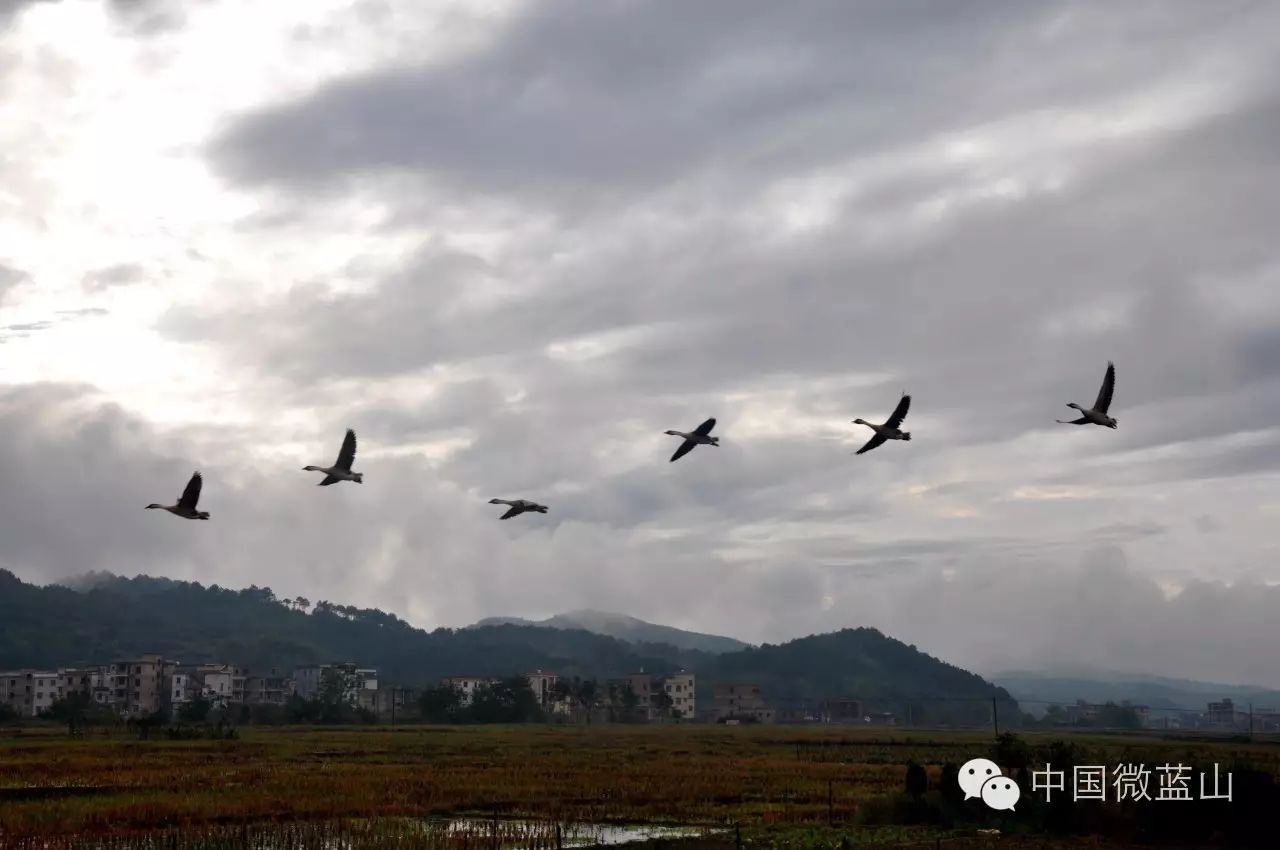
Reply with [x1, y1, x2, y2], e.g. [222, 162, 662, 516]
[441, 817, 714, 846]
[0, 817, 725, 849]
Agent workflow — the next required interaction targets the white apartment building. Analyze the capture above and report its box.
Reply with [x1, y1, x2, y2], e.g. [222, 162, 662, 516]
[31, 672, 59, 716]
[663, 671, 696, 719]
[441, 676, 497, 707]
[198, 665, 236, 707]
[292, 663, 378, 706]
[170, 670, 195, 705]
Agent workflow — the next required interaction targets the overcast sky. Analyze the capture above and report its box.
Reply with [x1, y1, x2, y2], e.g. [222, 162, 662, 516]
[3, 0, 1280, 687]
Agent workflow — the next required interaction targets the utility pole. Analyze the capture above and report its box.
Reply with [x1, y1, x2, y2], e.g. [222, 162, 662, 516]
[992, 697, 1000, 737]
[390, 687, 396, 725]
[1249, 702, 1253, 740]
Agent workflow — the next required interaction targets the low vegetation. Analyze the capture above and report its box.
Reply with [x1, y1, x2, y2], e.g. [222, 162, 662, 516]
[1, 725, 1277, 846]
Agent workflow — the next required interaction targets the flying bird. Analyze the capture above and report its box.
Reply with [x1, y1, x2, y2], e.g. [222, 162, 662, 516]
[488, 498, 549, 520]
[303, 428, 364, 485]
[1057, 361, 1118, 428]
[664, 417, 719, 462]
[852, 394, 913, 455]
[146, 471, 210, 520]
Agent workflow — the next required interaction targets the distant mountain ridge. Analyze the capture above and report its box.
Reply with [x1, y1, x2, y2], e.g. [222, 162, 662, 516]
[994, 668, 1280, 715]
[0, 570, 1016, 725]
[471, 609, 751, 654]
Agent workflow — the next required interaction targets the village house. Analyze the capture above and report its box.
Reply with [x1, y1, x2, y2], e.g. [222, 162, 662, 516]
[293, 663, 377, 706]
[526, 669, 558, 707]
[104, 655, 174, 717]
[196, 664, 242, 707]
[662, 671, 696, 719]
[441, 676, 498, 707]
[712, 683, 775, 723]
[602, 671, 697, 721]
[1, 670, 36, 716]
[244, 668, 292, 705]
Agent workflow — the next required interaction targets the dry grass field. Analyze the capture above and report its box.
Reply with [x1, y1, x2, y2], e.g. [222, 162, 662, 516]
[1, 724, 1276, 847]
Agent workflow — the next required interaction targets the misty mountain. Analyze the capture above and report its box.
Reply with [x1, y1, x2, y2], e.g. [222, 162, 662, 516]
[994, 668, 1280, 715]
[0, 570, 1016, 723]
[0, 570, 709, 683]
[471, 609, 751, 654]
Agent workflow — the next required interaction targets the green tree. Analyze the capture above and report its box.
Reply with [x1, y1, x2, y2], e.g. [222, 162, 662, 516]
[939, 762, 963, 804]
[44, 691, 92, 735]
[418, 684, 463, 723]
[905, 761, 928, 798]
[1096, 701, 1142, 730]
[470, 677, 541, 723]
[652, 689, 674, 719]
[178, 696, 212, 723]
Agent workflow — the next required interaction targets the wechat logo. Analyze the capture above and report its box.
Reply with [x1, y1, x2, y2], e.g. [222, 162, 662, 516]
[959, 757, 1020, 811]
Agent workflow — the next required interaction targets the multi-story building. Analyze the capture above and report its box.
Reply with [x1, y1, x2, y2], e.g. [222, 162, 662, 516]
[713, 683, 774, 723]
[103, 655, 173, 717]
[57, 668, 97, 700]
[292, 666, 325, 700]
[359, 685, 416, 719]
[526, 670, 558, 708]
[292, 663, 377, 706]
[441, 676, 498, 707]
[197, 664, 238, 707]
[169, 668, 198, 707]
[662, 671, 696, 719]
[1206, 699, 1240, 728]
[244, 669, 292, 705]
[31, 672, 59, 716]
[1, 671, 34, 717]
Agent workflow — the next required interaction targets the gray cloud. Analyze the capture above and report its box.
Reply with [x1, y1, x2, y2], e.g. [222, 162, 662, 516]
[8, 1, 1280, 685]
[82, 262, 146, 292]
[895, 548, 1280, 689]
[0, 262, 27, 306]
[0, 0, 199, 34]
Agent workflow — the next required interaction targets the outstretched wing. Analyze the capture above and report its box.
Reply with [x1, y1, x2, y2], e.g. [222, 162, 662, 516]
[500, 505, 523, 519]
[179, 472, 203, 509]
[693, 417, 716, 436]
[669, 439, 697, 463]
[319, 475, 341, 486]
[884, 394, 911, 430]
[1093, 362, 1115, 414]
[335, 429, 357, 470]
[1056, 417, 1089, 425]
[855, 433, 887, 455]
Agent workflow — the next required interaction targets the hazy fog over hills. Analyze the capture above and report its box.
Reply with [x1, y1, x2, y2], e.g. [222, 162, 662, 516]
[471, 609, 752, 654]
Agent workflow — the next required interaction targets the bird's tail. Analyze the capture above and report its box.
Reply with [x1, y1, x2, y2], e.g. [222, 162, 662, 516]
[901, 432, 911, 441]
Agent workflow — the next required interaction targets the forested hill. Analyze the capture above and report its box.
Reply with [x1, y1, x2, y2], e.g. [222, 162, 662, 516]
[0, 570, 707, 682]
[0, 570, 1017, 723]
[704, 628, 1018, 726]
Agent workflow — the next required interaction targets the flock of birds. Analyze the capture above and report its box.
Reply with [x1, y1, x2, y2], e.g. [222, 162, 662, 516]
[144, 361, 1120, 522]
